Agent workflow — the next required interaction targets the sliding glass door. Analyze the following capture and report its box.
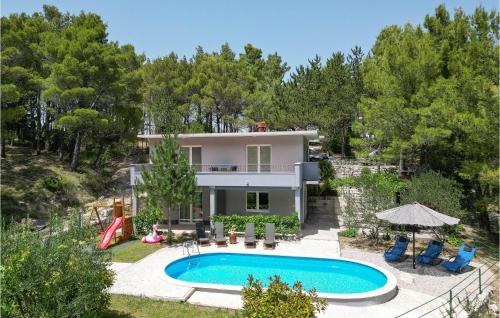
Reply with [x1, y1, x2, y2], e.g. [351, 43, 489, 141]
[247, 145, 271, 172]
[181, 146, 202, 171]
[179, 191, 203, 223]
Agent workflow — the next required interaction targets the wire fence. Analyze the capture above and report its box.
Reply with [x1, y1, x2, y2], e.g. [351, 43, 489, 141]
[394, 252, 499, 318]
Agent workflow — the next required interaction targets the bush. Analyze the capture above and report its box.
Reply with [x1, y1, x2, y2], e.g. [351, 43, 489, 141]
[210, 213, 300, 237]
[401, 171, 464, 219]
[43, 175, 63, 192]
[1, 214, 113, 317]
[338, 227, 358, 238]
[82, 170, 112, 198]
[242, 275, 327, 318]
[319, 160, 335, 182]
[447, 235, 462, 247]
[135, 206, 163, 235]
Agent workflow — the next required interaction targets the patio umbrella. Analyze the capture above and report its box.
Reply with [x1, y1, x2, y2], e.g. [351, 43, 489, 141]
[376, 202, 460, 269]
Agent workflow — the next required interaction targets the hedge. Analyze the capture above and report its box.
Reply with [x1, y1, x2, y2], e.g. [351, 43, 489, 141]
[210, 212, 300, 237]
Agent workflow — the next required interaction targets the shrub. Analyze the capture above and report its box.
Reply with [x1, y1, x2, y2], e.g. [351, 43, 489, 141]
[1, 214, 113, 317]
[401, 171, 464, 219]
[210, 213, 300, 237]
[82, 170, 112, 198]
[319, 160, 335, 182]
[338, 227, 358, 238]
[134, 206, 163, 235]
[43, 175, 63, 192]
[447, 235, 462, 247]
[242, 275, 327, 318]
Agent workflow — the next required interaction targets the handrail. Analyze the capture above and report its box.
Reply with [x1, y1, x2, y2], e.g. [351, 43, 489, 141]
[131, 163, 296, 173]
[394, 258, 498, 317]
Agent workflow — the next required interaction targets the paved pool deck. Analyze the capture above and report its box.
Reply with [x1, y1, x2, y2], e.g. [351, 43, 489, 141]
[108, 238, 490, 318]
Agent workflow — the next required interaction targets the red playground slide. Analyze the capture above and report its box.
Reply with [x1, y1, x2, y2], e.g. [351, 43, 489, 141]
[98, 216, 123, 250]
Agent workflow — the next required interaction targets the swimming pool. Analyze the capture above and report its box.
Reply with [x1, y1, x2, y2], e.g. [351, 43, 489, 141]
[164, 252, 397, 302]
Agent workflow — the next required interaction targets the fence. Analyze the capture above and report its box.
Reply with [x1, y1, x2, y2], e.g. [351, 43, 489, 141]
[395, 253, 499, 318]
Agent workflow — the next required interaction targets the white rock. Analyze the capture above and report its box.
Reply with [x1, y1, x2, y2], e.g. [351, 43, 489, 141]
[489, 303, 498, 313]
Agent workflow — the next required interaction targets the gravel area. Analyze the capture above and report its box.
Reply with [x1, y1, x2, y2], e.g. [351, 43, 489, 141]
[341, 247, 483, 296]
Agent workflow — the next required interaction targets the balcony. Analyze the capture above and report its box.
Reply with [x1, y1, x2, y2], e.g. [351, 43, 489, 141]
[130, 162, 319, 188]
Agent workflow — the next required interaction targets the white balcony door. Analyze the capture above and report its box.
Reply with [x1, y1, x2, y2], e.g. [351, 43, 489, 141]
[247, 145, 271, 172]
[180, 191, 203, 223]
[181, 146, 202, 171]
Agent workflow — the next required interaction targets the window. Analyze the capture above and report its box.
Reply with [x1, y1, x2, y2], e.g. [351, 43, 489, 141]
[181, 146, 202, 171]
[247, 145, 271, 172]
[246, 191, 270, 212]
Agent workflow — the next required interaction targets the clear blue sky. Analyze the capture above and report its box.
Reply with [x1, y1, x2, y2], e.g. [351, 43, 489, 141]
[2, 0, 497, 71]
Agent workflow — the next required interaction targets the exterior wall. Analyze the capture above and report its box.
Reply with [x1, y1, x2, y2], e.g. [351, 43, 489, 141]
[160, 187, 296, 221]
[223, 189, 295, 216]
[148, 135, 305, 167]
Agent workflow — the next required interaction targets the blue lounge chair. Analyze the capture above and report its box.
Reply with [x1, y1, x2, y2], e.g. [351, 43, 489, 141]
[384, 235, 410, 262]
[442, 244, 476, 273]
[416, 240, 444, 265]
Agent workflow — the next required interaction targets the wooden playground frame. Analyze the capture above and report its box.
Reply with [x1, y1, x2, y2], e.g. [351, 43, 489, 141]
[90, 196, 134, 243]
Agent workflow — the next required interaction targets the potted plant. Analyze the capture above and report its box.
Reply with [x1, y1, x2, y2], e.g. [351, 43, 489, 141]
[229, 225, 238, 244]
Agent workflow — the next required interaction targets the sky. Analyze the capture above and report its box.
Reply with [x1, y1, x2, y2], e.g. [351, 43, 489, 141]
[2, 0, 498, 72]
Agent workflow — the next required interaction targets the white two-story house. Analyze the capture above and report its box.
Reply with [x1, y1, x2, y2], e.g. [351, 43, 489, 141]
[130, 129, 320, 227]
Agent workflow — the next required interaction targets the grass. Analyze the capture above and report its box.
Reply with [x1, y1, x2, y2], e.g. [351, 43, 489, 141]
[109, 234, 193, 263]
[101, 295, 237, 318]
[110, 239, 167, 263]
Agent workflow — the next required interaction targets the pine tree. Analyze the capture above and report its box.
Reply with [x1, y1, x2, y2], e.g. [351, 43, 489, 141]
[135, 135, 197, 242]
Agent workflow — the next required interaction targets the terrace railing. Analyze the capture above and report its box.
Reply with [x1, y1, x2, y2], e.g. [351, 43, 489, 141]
[131, 162, 319, 187]
[131, 163, 295, 174]
[394, 253, 498, 318]
[196, 164, 295, 173]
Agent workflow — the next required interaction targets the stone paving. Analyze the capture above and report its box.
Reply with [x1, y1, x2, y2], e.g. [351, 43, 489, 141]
[108, 235, 490, 318]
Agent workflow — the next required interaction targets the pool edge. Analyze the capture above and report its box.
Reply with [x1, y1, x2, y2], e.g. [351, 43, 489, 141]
[160, 252, 398, 305]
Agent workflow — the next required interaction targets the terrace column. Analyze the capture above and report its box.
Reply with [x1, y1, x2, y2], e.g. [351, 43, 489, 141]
[131, 188, 138, 216]
[295, 187, 302, 224]
[209, 187, 216, 228]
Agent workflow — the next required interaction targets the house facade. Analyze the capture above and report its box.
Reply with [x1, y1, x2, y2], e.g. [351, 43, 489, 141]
[130, 130, 320, 226]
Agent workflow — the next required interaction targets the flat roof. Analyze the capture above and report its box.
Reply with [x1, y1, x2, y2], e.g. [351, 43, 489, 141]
[138, 130, 318, 140]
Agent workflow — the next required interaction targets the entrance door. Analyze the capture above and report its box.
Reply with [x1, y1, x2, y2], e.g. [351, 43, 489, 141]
[247, 145, 271, 172]
[179, 191, 203, 223]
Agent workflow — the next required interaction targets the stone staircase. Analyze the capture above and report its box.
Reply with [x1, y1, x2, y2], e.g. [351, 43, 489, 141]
[302, 196, 341, 242]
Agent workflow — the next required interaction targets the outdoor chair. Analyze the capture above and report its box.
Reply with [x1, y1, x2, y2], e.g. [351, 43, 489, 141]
[442, 244, 476, 273]
[195, 221, 210, 246]
[244, 223, 257, 248]
[416, 240, 443, 265]
[214, 222, 227, 247]
[384, 235, 410, 262]
[263, 223, 276, 249]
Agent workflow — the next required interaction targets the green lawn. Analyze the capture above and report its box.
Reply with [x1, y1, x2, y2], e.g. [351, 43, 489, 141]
[110, 239, 166, 263]
[101, 295, 237, 318]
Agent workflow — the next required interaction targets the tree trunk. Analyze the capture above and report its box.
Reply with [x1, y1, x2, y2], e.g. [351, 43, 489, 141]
[340, 126, 346, 158]
[35, 104, 42, 155]
[58, 143, 64, 161]
[1, 137, 6, 158]
[167, 206, 173, 244]
[398, 150, 404, 176]
[70, 131, 82, 171]
[92, 144, 106, 168]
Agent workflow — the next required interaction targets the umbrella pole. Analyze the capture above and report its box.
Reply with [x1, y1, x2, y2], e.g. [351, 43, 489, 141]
[412, 225, 416, 269]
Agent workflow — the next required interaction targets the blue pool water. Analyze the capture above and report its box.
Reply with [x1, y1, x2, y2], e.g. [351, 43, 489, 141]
[165, 253, 388, 294]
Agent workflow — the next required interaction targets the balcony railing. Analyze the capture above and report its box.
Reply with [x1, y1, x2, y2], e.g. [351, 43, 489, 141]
[131, 163, 294, 173]
[130, 162, 319, 187]
[195, 164, 294, 173]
